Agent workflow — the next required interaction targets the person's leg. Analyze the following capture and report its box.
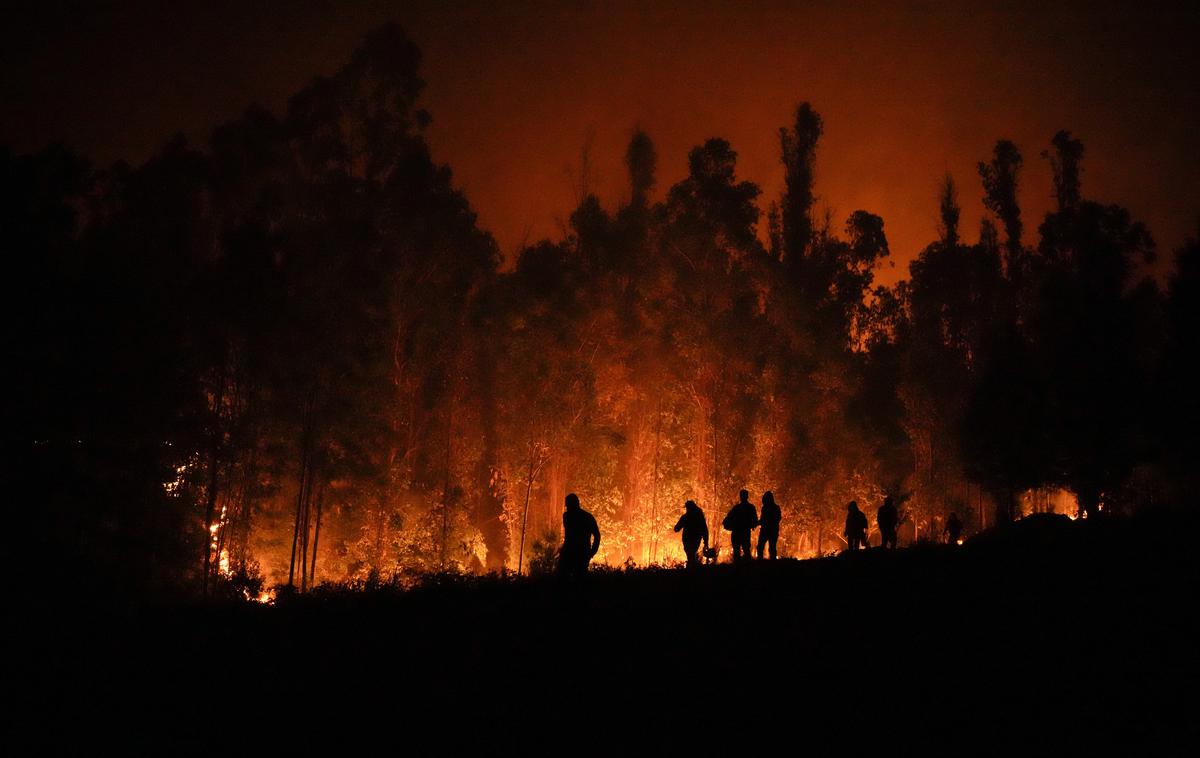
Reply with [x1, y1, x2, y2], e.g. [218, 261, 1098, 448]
[756, 531, 765, 559]
[768, 533, 777, 559]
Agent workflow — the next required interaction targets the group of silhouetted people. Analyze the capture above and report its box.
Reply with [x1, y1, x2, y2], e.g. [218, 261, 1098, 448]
[846, 497, 898, 551]
[557, 488, 786, 575]
[716, 489, 783, 563]
[558, 489, 963, 576]
[845, 496, 964, 550]
[670, 489, 784, 567]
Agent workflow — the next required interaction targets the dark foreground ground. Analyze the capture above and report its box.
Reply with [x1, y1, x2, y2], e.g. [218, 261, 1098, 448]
[15, 510, 1200, 754]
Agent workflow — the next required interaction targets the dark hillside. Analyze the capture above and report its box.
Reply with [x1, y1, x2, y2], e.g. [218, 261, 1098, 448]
[19, 509, 1198, 753]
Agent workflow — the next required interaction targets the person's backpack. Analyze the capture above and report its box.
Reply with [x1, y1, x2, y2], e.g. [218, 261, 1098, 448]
[722, 510, 735, 531]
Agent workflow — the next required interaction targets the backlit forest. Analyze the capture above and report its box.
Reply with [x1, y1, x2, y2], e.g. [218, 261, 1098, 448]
[12, 25, 1199, 596]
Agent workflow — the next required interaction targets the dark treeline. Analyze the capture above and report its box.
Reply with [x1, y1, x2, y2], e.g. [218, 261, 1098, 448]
[8, 24, 1199, 596]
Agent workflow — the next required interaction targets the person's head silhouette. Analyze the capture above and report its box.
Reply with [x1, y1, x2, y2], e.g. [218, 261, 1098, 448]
[883, 495, 893, 508]
[565, 493, 580, 511]
[739, 489, 749, 502]
[685, 499, 698, 512]
[848, 500, 859, 512]
[763, 491, 775, 507]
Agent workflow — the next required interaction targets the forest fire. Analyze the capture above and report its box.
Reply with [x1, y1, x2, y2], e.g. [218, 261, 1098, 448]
[9, 16, 1196, 599]
[8, 5, 1199, 754]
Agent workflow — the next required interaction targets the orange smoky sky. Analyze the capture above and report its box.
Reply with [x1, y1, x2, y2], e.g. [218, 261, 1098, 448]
[4, 1, 1197, 281]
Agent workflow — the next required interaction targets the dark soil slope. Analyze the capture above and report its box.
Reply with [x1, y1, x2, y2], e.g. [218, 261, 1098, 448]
[20, 510, 1199, 754]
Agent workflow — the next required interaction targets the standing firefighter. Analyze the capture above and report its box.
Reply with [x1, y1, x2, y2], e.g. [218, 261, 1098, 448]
[757, 491, 782, 560]
[844, 501, 869, 551]
[673, 500, 709, 568]
[877, 495, 899, 550]
[944, 512, 963, 544]
[559, 493, 601, 578]
[722, 490, 759, 563]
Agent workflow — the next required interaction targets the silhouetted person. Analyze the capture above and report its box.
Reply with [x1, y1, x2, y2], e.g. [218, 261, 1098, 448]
[757, 490, 782, 559]
[673, 500, 709, 568]
[722, 489, 759, 562]
[944, 512, 963, 544]
[877, 495, 899, 550]
[559, 493, 600, 578]
[844, 501, 869, 551]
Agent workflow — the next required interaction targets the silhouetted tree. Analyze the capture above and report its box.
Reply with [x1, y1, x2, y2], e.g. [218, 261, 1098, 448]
[979, 140, 1026, 281]
[1032, 133, 1157, 517]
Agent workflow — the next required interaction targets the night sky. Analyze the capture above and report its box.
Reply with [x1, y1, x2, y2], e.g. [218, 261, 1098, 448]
[4, 0, 1197, 277]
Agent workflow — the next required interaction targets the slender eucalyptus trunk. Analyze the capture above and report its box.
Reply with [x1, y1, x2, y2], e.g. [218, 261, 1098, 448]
[288, 390, 316, 588]
[201, 365, 227, 596]
[287, 446, 309, 589]
[309, 480, 325, 588]
[300, 462, 315, 592]
[649, 398, 663, 563]
[440, 400, 455, 570]
[517, 451, 537, 575]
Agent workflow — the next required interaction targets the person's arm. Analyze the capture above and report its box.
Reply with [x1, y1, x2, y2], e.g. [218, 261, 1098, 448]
[701, 520, 709, 547]
[674, 515, 685, 533]
[589, 518, 601, 557]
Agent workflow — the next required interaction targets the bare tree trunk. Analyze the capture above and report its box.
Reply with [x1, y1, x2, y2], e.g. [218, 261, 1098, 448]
[288, 391, 316, 588]
[309, 480, 325, 588]
[517, 450, 537, 575]
[977, 484, 984, 532]
[201, 365, 227, 596]
[710, 404, 721, 554]
[649, 398, 663, 563]
[440, 400, 455, 570]
[288, 447, 309, 589]
[300, 462, 316, 592]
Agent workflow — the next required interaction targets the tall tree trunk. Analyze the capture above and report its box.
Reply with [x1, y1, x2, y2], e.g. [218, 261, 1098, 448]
[517, 450, 537, 575]
[440, 399, 455, 570]
[287, 448, 309, 589]
[288, 391, 316, 588]
[300, 462, 316, 592]
[649, 398, 663, 563]
[309, 480, 325, 587]
[201, 364, 227, 596]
